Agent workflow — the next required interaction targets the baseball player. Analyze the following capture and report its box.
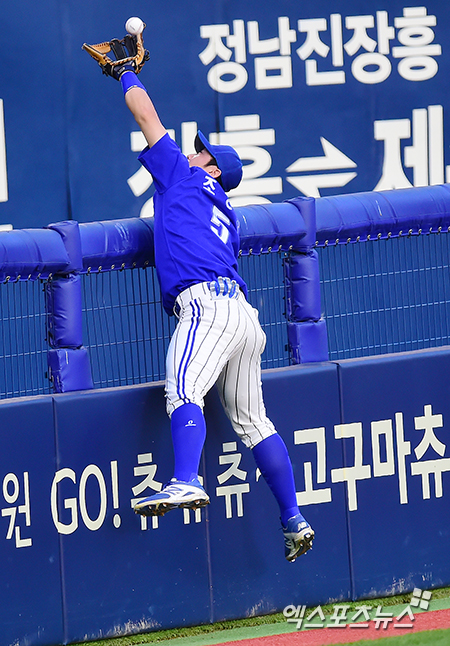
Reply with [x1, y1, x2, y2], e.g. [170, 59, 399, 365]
[84, 31, 314, 561]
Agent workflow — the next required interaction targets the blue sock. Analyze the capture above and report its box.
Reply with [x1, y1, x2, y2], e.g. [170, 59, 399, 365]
[252, 434, 301, 527]
[171, 403, 206, 482]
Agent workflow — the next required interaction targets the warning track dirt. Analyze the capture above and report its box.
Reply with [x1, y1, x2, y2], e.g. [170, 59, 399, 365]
[215, 608, 450, 646]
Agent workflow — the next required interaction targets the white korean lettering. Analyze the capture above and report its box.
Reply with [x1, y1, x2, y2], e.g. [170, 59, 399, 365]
[351, 53, 392, 84]
[216, 442, 250, 518]
[199, 24, 233, 64]
[203, 176, 218, 195]
[327, 605, 350, 627]
[394, 606, 415, 628]
[331, 422, 371, 511]
[330, 14, 344, 67]
[131, 453, 163, 531]
[348, 605, 372, 628]
[1, 471, 32, 548]
[200, 21, 247, 92]
[373, 606, 394, 630]
[284, 604, 307, 630]
[371, 419, 395, 477]
[200, 11, 442, 92]
[395, 412, 411, 504]
[410, 405, 450, 499]
[294, 427, 332, 505]
[297, 17, 345, 85]
[248, 17, 296, 55]
[254, 56, 293, 90]
[297, 18, 329, 59]
[374, 105, 445, 191]
[376, 11, 396, 54]
[414, 404, 445, 459]
[207, 62, 248, 93]
[374, 118, 413, 191]
[393, 7, 441, 82]
[217, 443, 247, 483]
[344, 15, 377, 55]
[303, 605, 326, 629]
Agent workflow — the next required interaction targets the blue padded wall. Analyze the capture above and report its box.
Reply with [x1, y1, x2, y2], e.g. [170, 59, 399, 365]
[2, 348, 450, 644]
[0, 397, 63, 646]
[203, 363, 350, 622]
[336, 348, 450, 599]
[52, 386, 211, 641]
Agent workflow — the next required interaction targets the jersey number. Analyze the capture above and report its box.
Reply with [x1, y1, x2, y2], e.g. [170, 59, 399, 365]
[210, 206, 231, 245]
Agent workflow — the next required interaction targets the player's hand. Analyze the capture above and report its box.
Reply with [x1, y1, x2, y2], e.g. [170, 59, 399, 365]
[82, 32, 150, 80]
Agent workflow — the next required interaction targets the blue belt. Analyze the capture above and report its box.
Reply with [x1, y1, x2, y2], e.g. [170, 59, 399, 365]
[173, 278, 239, 318]
[209, 277, 238, 299]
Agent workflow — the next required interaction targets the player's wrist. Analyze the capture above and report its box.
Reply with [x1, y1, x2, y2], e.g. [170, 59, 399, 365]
[120, 69, 147, 95]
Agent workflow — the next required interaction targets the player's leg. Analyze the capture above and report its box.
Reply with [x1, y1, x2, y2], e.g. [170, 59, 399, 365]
[217, 325, 301, 525]
[170, 402, 206, 482]
[252, 434, 301, 527]
[252, 434, 314, 561]
[216, 298, 274, 446]
[135, 302, 211, 516]
[218, 297, 314, 560]
[165, 308, 208, 483]
[166, 296, 245, 413]
[135, 295, 242, 516]
[134, 396, 209, 517]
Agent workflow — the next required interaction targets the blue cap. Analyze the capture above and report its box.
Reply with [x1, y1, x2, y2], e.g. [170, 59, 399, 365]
[195, 131, 243, 192]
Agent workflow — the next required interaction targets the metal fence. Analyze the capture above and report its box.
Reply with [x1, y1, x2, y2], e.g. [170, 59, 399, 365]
[82, 251, 289, 390]
[1, 231, 450, 399]
[318, 230, 450, 360]
[0, 279, 49, 398]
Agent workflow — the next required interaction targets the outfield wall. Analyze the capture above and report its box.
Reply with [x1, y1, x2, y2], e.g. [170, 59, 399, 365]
[2, 346, 450, 645]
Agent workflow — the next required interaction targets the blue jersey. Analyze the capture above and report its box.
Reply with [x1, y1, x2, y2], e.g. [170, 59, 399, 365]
[139, 133, 248, 314]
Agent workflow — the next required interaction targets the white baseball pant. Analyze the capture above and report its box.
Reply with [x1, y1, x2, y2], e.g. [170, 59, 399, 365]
[165, 279, 277, 448]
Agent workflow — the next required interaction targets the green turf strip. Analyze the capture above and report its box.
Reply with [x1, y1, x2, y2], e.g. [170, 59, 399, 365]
[74, 587, 450, 646]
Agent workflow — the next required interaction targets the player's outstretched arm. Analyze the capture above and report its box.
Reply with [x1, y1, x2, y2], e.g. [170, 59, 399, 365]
[122, 73, 166, 148]
[82, 22, 163, 148]
[123, 81, 166, 148]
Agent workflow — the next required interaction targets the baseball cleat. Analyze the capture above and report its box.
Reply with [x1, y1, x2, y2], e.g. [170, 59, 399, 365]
[282, 514, 315, 562]
[134, 477, 210, 517]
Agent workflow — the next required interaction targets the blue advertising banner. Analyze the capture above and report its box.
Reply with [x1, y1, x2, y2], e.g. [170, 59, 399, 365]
[337, 349, 450, 599]
[1, 349, 450, 644]
[0, 0, 69, 230]
[52, 386, 211, 641]
[1, 1, 450, 228]
[0, 397, 63, 646]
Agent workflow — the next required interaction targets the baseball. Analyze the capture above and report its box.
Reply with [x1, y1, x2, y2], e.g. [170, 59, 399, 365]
[125, 17, 144, 35]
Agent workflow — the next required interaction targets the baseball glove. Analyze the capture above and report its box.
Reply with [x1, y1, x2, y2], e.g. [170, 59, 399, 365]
[82, 29, 150, 79]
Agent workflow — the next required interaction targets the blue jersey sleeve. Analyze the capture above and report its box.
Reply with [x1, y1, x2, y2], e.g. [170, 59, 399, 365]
[138, 134, 189, 193]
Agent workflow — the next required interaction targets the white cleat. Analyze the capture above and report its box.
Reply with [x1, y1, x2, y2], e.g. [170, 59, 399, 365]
[134, 477, 210, 517]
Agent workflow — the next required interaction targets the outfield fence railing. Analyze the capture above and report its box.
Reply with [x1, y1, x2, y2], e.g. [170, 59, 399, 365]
[1, 185, 450, 399]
